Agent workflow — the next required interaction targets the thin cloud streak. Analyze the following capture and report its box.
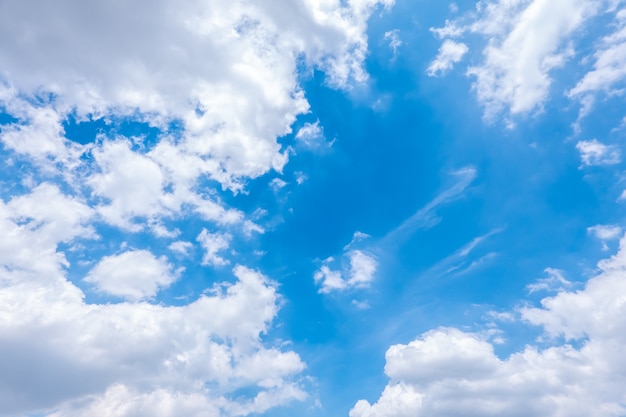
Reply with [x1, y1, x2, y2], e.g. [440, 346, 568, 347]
[380, 166, 477, 247]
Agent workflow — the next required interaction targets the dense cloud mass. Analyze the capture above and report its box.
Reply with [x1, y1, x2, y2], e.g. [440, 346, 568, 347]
[0, 0, 392, 416]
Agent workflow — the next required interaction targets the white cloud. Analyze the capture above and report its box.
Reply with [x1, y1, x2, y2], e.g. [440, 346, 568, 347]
[576, 139, 621, 166]
[588, 224, 622, 250]
[427, 40, 468, 76]
[384, 30, 403, 59]
[295, 120, 329, 149]
[427, 228, 502, 278]
[0, 0, 393, 191]
[569, 10, 626, 106]
[347, 250, 378, 287]
[526, 267, 573, 293]
[197, 229, 231, 267]
[588, 224, 623, 240]
[431, 0, 600, 119]
[0, 254, 305, 416]
[88, 139, 169, 230]
[314, 249, 378, 294]
[0, 183, 307, 416]
[0, 1, 397, 415]
[168, 241, 194, 256]
[84, 250, 179, 301]
[296, 121, 323, 141]
[314, 264, 348, 293]
[270, 178, 288, 191]
[351, 234, 626, 417]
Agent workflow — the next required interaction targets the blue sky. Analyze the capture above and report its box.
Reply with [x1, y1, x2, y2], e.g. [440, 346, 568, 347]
[1, 1, 626, 416]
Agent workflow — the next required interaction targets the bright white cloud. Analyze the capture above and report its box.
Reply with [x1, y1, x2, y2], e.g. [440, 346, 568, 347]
[0, 0, 393, 192]
[84, 250, 179, 301]
[431, 0, 601, 119]
[347, 250, 378, 287]
[197, 229, 232, 267]
[0, 236, 305, 416]
[295, 121, 324, 147]
[569, 10, 626, 106]
[314, 264, 348, 293]
[314, 248, 378, 294]
[168, 241, 194, 256]
[0, 183, 306, 416]
[576, 139, 621, 166]
[427, 40, 468, 76]
[0, 1, 399, 413]
[351, 234, 626, 417]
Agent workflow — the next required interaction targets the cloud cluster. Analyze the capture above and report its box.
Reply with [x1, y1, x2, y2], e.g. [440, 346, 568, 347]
[429, 0, 626, 120]
[0, 0, 394, 193]
[0, 0, 394, 415]
[0, 184, 306, 416]
[350, 235, 626, 417]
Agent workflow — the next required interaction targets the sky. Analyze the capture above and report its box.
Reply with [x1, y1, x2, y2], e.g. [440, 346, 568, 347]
[1, 0, 626, 416]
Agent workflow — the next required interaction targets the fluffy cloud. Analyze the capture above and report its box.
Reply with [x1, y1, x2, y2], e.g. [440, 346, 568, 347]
[351, 235, 626, 417]
[0, 202, 304, 416]
[427, 40, 468, 76]
[84, 250, 179, 301]
[431, 0, 602, 118]
[0, 0, 393, 189]
[314, 249, 378, 293]
[197, 229, 232, 267]
[0, 1, 395, 414]
[295, 120, 325, 148]
[576, 139, 621, 166]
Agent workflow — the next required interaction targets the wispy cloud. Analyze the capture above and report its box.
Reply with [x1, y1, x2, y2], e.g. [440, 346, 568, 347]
[576, 139, 621, 166]
[427, 40, 468, 76]
[382, 167, 477, 246]
[588, 224, 622, 250]
[426, 228, 504, 279]
[384, 30, 403, 60]
[527, 267, 573, 293]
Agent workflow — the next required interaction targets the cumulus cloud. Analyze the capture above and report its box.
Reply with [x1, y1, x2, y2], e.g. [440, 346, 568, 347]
[197, 229, 232, 267]
[84, 250, 179, 301]
[314, 246, 378, 294]
[576, 139, 621, 166]
[0, 180, 309, 416]
[168, 241, 194, 256]
[430, 0, 601, 119]
[0, 0, 395, 414]
[351, 234, 626, 417]
[0, 184, 307, 416]
[0, 0, 394, 191]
